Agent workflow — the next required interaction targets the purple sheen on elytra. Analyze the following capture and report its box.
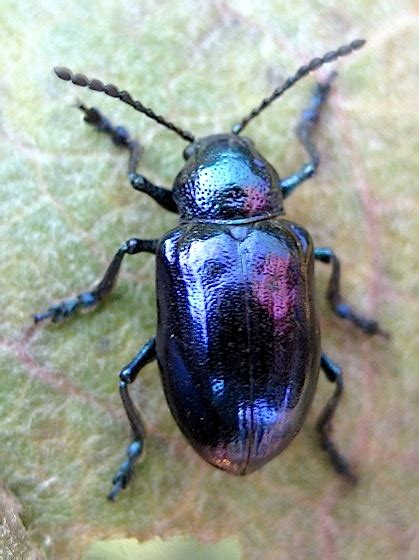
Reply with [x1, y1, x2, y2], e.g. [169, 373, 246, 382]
[156, 219, 320, 475]
[252, 252, 297, 321]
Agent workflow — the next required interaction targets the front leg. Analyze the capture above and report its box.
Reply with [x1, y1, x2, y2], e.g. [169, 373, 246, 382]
[280, 73, 336, 198]
[34, 238, 158, 323]
[79, 104, 178, 213]
[314, 247, 388, 337]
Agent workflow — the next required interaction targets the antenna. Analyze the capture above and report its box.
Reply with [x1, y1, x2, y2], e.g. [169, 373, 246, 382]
[232, 39, 365, 135]
[53, 67, 195, 143]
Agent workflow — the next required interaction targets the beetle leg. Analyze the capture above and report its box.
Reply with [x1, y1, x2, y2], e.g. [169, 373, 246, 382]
[78, 104, 178, 213]
[34, 238, 158, 323]
[280, 73, 336, 198]
[314, 247, 388, 337]
[317, 352, 357, 483]
[109, 337, 156, 500]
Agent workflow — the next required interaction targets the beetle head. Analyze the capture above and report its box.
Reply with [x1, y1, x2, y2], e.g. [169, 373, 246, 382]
[173, 134, 284, 223]
[54, 40, 366, 225]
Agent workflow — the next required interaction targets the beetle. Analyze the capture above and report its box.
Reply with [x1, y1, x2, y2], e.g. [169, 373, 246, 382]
[35, 39, 387, 500]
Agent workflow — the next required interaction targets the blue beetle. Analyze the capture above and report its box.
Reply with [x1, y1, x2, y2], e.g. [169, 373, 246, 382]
[36, 39, 386, 499]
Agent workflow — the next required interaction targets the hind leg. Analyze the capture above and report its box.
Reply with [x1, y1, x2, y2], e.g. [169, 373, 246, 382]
[317, 352, 357, 483]
[108, 337, 156, 500]
[314, 247, 388, 336]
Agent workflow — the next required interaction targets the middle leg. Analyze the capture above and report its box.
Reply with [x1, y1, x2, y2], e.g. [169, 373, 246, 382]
[108, 337, 157, 500]
[34, 238, 158, 323]
[314, 247, 388, 336]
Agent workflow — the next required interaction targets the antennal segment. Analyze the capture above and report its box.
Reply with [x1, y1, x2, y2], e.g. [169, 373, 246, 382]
[232, 39, 365, 135]
[54, 67, 195, 143]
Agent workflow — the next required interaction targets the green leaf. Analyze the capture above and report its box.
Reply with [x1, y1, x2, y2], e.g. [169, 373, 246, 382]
[1, 1, 418, 559]
[82, 536, 241, 560]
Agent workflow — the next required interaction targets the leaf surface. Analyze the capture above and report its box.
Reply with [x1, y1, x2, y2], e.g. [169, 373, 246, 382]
[0, 1, 418, 558]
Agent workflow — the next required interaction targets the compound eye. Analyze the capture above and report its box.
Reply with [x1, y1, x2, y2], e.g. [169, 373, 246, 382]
[183, 142, 198, 160]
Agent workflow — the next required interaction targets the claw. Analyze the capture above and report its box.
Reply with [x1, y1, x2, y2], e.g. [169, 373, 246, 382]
[354, 316, 390, 339]
[107, 460, 131, 501]
[33, 310, 54, 323]
[34, 304, 63, 323]
[107, 476, 125, 501]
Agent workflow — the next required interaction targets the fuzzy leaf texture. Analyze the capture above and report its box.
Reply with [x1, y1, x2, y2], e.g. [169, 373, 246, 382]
[0, 1, 418, 558]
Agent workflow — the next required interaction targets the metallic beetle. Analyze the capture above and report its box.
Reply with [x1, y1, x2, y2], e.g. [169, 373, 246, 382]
[36, 39, 386, 499]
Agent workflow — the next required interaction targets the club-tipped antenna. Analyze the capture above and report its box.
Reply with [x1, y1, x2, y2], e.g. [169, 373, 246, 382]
[53, 67, 195, 143]
[232, 39, 366, 135]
